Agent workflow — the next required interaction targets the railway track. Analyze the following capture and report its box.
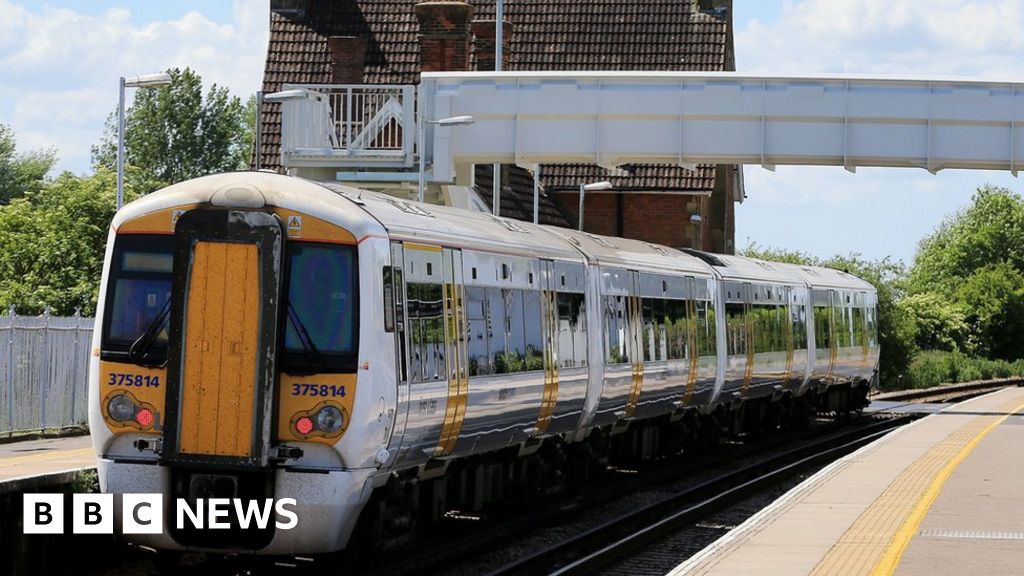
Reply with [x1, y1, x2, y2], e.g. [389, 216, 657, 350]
[481, 414, 915, 576]
[871, 378, 1023, 404]
[362, 412, 911, 576]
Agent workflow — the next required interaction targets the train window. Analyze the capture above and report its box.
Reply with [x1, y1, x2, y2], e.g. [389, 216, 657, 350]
[641, 299, 667, 363]
[814, 305, 832, 350]
[101, 234, 175, 362]
[751, 304, 787, 354]
[407, 283, 445, 381]
[724, 303, 746, 356]
[664, 300, 687, 361]
[282, 243, 358, 373]
[604, 296, 630, 364]
[466, 287, 490, 376]
[792, 303, 808, 350]
[521, 290, 545, 371]
[556, 293, 588, 368]
[696, 301, 717, 358]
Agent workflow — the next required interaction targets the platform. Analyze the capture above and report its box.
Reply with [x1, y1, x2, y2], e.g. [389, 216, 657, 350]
[673, 385, 1024, 576]
[0, 435, 95, 493]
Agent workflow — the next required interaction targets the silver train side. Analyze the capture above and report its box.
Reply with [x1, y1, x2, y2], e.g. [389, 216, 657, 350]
[88, 172, 879, 554]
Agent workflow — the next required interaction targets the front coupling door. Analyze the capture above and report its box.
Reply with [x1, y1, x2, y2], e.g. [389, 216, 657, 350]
[162, 210, 284, 468]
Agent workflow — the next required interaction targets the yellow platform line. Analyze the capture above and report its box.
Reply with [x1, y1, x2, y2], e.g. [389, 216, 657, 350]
[869, 398, 1024, 576]
[0, 447, 95, 480]
[811, 396, 1024, 576]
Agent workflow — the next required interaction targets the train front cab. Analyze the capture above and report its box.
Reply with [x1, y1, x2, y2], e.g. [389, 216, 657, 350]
[91, 198, 376, 554]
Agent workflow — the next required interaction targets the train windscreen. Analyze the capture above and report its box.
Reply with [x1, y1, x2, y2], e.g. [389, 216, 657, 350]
[101, 235, 175, 361]
[282, 242, 358, 373]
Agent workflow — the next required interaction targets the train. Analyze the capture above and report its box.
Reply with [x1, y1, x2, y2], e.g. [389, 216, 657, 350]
[88, 171, 879, 555]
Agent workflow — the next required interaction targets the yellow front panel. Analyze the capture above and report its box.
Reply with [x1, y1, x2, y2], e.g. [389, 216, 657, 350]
[179, 241, 260, 458]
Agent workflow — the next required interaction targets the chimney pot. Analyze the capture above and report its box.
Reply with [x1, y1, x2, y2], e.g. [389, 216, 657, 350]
[415, 1, 475, 73]
[471, 19, 513, 72]
[327, 36, 368, 84]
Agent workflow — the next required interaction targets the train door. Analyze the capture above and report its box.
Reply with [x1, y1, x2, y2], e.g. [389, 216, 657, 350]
[827, 289, 840, 381]
[624, 271, 645, 418]
[383, 242, 410, 465]
[683, 277, 700, 405]
[435, 248, 468, 457]
[741, 282, 755, 397]
[537, 259, 558, 434]
[162, 210, 282, 468]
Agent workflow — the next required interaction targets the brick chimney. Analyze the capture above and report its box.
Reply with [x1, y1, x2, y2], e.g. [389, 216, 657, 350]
[327, 36, 368, 84]
[471, 19, 513, 72]
[414, 1, 475, 72]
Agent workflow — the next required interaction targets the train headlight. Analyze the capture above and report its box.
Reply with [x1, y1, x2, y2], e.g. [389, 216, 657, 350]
[315, 405, 344, 433]
[108, 394, 136, 422]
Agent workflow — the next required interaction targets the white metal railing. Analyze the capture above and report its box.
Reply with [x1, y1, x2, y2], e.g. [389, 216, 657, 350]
[278, 84, 415, 167]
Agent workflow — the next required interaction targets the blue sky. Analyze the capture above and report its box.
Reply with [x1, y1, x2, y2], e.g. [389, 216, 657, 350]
[1, 0, 1022, 266]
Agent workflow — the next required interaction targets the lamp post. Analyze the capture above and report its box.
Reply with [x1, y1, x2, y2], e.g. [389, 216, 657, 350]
[418, 115, 475, 204]
[117, 72, 173, 209]
[578, 181, 613, 230]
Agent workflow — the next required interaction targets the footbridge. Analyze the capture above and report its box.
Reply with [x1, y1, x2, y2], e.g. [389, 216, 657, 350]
[274, 72, 1024, 183]
[421, 72, 1024, 182]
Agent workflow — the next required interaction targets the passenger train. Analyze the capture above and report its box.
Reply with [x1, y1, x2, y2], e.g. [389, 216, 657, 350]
[89, 171, 879, 554]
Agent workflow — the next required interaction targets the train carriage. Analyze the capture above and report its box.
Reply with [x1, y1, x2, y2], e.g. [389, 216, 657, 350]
[89, 172, 878, 554]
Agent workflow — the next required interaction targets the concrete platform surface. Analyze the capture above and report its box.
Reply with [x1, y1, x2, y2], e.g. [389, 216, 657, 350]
[0, 435, 95, 493]
[672, 386, 1024, 576]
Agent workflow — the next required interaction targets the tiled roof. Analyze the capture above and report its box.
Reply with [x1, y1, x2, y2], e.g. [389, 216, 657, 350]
[541, 164, 717, 193]
[257, 0, 731, 224]
[473, 164, 572, 226]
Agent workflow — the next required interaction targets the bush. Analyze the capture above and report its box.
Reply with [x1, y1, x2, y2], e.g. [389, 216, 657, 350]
[903, 350, 1024, 389]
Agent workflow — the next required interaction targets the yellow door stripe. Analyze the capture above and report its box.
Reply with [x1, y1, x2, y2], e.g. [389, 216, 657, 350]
[435, 281, 469, 456]
[536, 291, 559, 434]
[682, 300, 699, 405]
[741, 303, 754, 396]
[624, 296, 644, 418]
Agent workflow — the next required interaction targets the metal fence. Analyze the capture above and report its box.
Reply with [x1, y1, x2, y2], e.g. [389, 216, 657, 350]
[0, 307, 93, 435]
[278, 84, 415, 167]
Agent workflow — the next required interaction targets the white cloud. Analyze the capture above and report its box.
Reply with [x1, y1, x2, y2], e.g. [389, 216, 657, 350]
[0, 0, 269, 174]
[738, 0, 1024, 77]
[734, 0, 1024, 262]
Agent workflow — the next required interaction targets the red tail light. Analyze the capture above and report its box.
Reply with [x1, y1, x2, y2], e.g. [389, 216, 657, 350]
[135, 408, 154, 427]
[296, 417, 314, 435]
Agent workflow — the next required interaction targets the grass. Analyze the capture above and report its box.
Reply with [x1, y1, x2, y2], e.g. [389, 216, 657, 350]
[903, 350, 1024, 389]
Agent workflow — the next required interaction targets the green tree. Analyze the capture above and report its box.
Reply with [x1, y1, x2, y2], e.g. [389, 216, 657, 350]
[0, 123, 57, 204]
[899, 292, 969, 353]
[91, 68, 254, 191]
[0, 168, 145, 315]
[954, 262, 1024, 360]
[907, 185, 1024, 294]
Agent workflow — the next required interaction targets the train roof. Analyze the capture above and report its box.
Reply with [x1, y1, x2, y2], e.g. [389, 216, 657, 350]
[319, 182, 583, 261]
[771, 262, 876, 292]
[319, 182, 714, 277]
[115, 172, 872, 293]
[682, 250, 806, 285]
[544, 228, 714, 277]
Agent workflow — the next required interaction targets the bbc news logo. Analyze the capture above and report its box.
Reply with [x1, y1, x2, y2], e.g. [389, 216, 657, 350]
[23, 494, 298, 534]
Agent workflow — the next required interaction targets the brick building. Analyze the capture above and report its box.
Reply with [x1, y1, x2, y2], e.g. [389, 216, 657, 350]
[258, 0, 743, 253]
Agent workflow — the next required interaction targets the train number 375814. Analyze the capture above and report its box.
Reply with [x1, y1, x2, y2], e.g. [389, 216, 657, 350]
[108, 373, 160, 387]
[291, 383, 347, 397]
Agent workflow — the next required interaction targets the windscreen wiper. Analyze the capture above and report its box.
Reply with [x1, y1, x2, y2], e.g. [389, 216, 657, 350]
[287, 302, 324, 374]
[129, 299, 171, 368]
